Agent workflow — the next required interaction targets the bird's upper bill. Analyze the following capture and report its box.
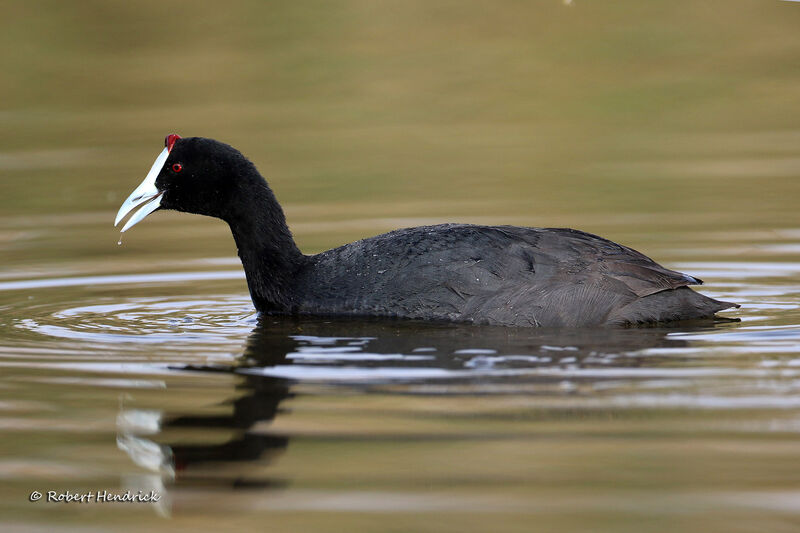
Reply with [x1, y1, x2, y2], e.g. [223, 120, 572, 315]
[114, 134, 181, 232]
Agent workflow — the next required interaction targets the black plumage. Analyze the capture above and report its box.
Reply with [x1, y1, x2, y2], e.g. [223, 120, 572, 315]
[129, 136, 738, 327]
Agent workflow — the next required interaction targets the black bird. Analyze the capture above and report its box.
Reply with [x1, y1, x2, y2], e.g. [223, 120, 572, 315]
[115, 134, 738, 327]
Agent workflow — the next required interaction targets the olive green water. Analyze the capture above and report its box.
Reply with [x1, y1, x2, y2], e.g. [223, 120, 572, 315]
[2, 1, 800, 531]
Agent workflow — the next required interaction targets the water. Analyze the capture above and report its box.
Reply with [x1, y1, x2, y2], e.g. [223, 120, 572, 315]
[3, 1, 800, 531]
[2, 218, 800, 532]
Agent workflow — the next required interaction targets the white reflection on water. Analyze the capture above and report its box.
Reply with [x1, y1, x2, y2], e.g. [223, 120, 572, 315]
[675, 262, 800, 279]
[0, 271, 245, 291]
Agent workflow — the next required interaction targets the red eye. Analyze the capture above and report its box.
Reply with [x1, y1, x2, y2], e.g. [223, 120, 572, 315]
[172, 163, 183, 173]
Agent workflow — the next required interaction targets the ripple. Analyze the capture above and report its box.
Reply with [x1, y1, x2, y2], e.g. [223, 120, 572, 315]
[12, 294, 256, 346]
[0, 262, 797, 409]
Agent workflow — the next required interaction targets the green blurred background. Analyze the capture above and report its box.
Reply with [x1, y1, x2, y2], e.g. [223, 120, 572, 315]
[2, 0, 799, 234]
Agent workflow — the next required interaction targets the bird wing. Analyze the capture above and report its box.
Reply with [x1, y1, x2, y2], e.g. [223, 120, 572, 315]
[305, 224, 702, 326]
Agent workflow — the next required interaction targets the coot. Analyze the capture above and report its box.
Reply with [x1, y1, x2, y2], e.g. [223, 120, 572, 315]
[114, 134, 737, 327]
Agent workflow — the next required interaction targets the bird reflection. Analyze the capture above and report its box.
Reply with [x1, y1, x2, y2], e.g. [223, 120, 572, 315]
[140, 316, 710, 490]
[159, 323, 296, 489]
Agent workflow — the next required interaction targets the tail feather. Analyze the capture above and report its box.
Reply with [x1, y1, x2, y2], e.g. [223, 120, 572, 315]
[606, 287, 739, 326]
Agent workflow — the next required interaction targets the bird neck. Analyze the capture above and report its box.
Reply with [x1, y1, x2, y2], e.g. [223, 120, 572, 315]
[225, 181, 305, 313]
